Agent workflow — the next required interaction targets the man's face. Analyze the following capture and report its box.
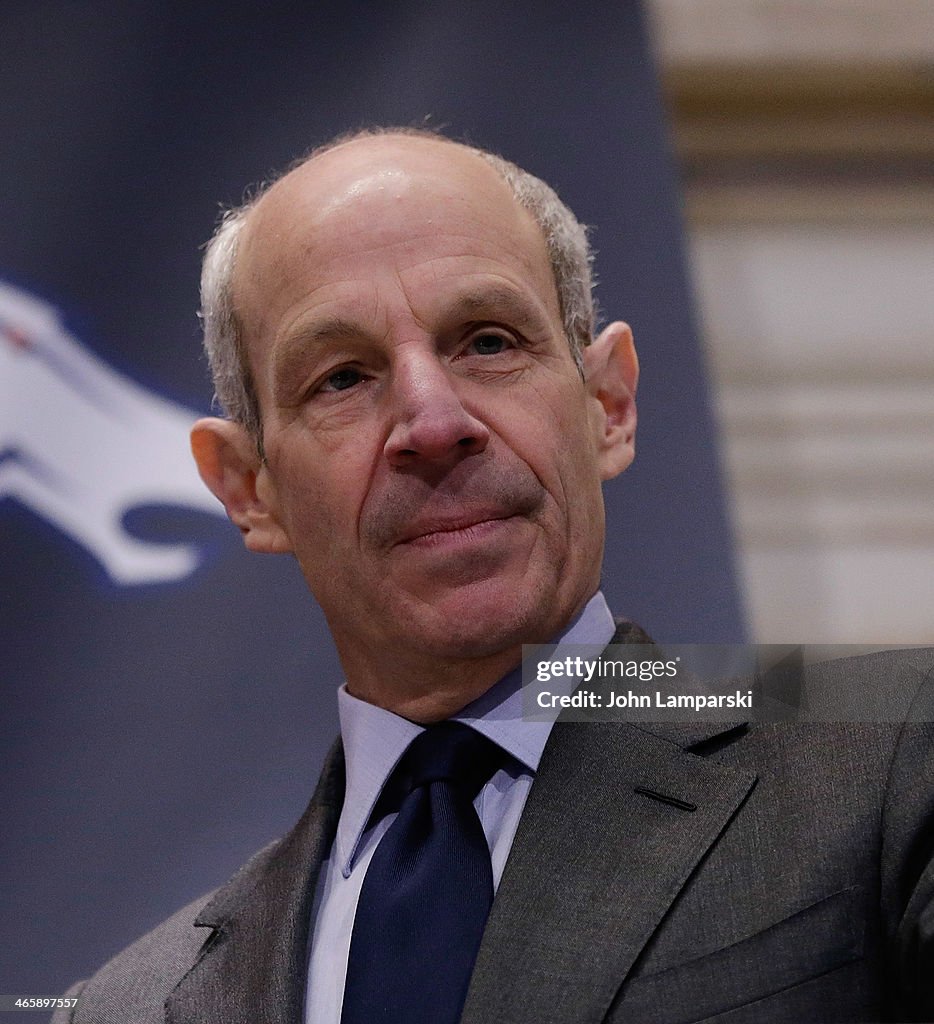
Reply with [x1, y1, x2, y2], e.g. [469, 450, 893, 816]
[215, 137, 633, 691]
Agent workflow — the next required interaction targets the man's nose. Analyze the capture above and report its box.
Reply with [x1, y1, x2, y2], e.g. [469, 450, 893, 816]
[383, 357, 490, 467]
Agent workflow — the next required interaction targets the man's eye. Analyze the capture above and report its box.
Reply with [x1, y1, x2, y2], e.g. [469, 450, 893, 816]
[321, 367, 362, 392]
[469, 332, 511, 355]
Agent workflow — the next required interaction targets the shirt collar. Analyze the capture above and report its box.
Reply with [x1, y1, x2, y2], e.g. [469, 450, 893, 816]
[334, 591, 616, 876]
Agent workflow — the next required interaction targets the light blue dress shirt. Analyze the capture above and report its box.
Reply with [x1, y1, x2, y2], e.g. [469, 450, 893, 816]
[304, 591, 617, 1023]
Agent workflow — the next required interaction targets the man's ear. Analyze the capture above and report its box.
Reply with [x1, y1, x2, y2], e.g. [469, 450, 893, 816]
[190, 418, 292, 554]
[582, 321, 638, 480]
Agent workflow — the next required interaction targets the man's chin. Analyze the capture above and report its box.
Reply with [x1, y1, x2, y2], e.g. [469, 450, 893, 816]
[399, 577, 556, 661]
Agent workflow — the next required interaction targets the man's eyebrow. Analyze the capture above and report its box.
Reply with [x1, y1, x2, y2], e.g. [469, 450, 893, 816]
[446, 287, 551, 333]
[272, 316, 366, 397]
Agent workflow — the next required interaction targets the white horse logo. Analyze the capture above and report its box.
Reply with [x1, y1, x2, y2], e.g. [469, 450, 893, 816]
[0, 281, 226, 583]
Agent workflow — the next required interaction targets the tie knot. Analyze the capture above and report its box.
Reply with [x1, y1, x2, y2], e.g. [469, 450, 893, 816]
[397, 721, 501, 798]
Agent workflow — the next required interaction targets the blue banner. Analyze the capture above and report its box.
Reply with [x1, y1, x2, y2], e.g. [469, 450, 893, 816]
[0, 0, 743, 1000]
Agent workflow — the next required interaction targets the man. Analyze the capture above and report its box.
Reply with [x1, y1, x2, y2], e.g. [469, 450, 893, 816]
[55, 129, 934, 1023]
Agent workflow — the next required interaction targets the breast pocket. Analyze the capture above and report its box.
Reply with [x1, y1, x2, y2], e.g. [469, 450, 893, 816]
[609, 887, 866, 1024]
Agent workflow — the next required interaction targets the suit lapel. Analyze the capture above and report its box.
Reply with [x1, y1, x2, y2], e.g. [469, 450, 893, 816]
[166, 742, 345, 1024]
[461, 624, 757, 1024]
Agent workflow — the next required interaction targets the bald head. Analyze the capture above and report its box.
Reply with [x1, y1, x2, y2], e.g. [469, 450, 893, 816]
[200, 128, 595, 449]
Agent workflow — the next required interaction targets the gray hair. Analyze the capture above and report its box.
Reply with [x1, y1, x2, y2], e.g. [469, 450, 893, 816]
[200, 128, 595, 451]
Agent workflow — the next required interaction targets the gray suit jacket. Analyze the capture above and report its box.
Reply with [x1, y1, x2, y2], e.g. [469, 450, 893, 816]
[54, 635, 934, 1023]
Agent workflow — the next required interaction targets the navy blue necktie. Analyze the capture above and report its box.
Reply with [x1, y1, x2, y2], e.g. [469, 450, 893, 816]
[341, 721, 501, 1024]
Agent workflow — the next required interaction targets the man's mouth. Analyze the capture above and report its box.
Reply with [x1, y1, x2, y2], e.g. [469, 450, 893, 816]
[397, 512, 519, 548]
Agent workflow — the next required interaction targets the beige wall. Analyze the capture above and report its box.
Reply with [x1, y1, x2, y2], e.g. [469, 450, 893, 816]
[647, 0, 934, 643]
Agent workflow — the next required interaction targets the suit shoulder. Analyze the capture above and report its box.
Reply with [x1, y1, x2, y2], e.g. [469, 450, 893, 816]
[67, 833, 284, 1024]
[67, 891, 217, 1024]
[60, 754, 344, 1024]
[805, 646, 934, 724]
[833, 645, 934, 683]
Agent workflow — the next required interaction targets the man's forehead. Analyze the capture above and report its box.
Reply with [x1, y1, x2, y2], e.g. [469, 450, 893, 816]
[247, 134, 521, 243]
[233, 134, 555, 341]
